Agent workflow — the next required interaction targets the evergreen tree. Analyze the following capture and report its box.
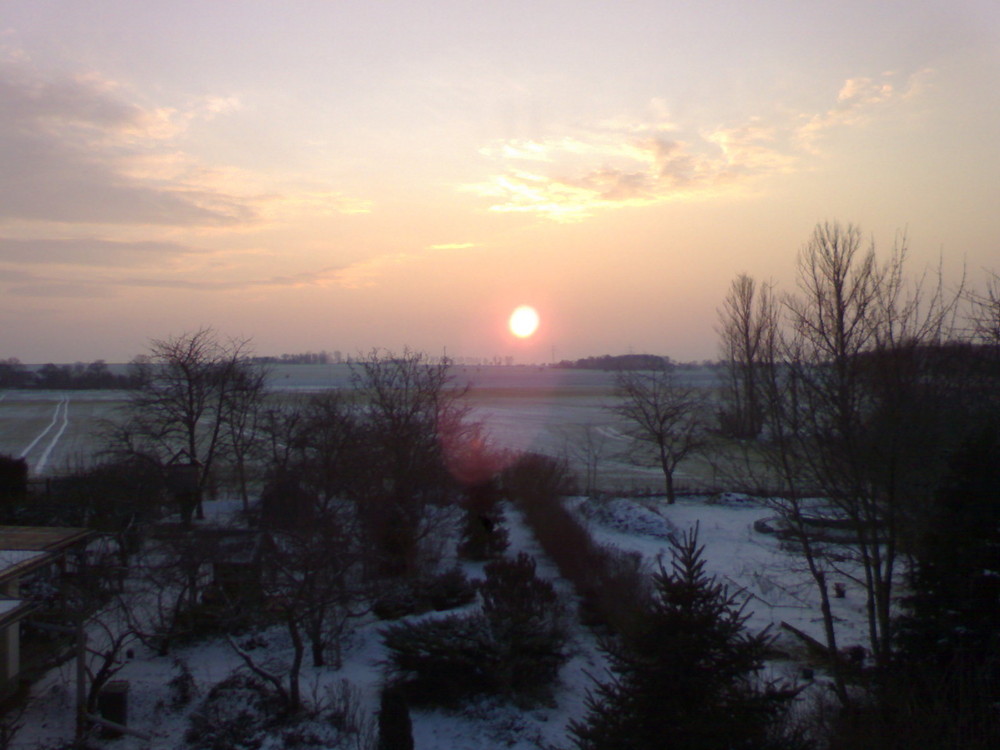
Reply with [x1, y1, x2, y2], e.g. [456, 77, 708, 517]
[851, 424, 1000, 749]
[896, 424, 1000, 661]
[570, 526, 797, 750]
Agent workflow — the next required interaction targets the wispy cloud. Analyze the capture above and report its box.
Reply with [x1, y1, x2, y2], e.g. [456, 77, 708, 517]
[0, 59, 257, 226]
[468, 72, 923, 221]
[2, 263, 348, 298]
[0, 59, 371, 230]
[331, 253, 414, 289]
[119, 265, 346, 291]
[428, 242, 477, 251]
[6, 282, 117, 299]
[0, 237, 195, 266]
[793, 74, 916, 153]
[257, 190, 373, 221]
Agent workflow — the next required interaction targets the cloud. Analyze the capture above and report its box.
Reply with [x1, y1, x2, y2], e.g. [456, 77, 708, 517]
[793, 71, 928, 153]
[428, 242, 476, 251]
[118, 266, 346, 291]
[0, 237, 197, 266]
[6, 282, 116, 299]
[703, 122, 798, 177]
[0, 59, 257, 226]
[331, 253, 413, 289]
[1, 262, 349, 299]
[466, 135, 728, 221]
[257, 190, 373, 220]
[468, 72, 922, 221]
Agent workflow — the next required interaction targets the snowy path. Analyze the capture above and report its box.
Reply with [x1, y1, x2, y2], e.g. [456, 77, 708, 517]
[18, 396, 70, 473]
[34, 398, 70, 474]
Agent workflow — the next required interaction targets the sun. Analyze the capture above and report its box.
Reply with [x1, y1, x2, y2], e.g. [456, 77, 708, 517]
[509, 305, 540, 338]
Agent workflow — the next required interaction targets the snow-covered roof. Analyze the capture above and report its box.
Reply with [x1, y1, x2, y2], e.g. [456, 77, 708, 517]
[0, 526, 93, 583]
[0, 549, 48, 576]
[0, 597, 34, 627]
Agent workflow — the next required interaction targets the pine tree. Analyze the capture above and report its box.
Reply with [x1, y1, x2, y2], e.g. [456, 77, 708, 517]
[896, 424, 1000, 662]
[854, 424, 1000, 749]
[570, 526, 797, 750]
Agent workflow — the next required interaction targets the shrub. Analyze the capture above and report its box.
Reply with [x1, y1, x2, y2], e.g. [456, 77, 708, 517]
[382, 553, 567, 707]
[504, 453, 649, 635]
[0, 454, 27, 505]
[501, 452, 577, 500]
[458, 480, 510, 561]
[382, 613, 497, 705]
[481, 553, 566, 696]
[167, 658, 197, 710]
[185, 672, 285, 750]
[372, 567, 476, 620]
[421, 566, 477, 611]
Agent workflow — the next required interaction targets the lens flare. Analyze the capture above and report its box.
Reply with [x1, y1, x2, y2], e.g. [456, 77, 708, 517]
[509, 305, 540, 338]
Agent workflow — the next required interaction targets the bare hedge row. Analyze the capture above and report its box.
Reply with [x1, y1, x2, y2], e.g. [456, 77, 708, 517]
[502, 453, 650, 637]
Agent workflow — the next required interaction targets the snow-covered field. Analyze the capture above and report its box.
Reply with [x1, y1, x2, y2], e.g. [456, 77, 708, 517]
[0, 391, 127, 476]
[13, 493, 867, 749]
[0, 364, 720, 490]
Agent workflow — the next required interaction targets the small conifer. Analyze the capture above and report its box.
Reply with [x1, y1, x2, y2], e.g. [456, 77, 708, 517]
[570, 525, 796, 750]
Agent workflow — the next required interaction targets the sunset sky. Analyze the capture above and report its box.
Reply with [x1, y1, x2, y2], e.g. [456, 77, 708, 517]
[1, 1, 997, 364]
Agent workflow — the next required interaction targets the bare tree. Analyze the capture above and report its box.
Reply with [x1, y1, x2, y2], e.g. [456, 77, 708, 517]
[350, 349, 469, 575]
[726, 223, 963, 690]
[224, 508, 373, 714]
[786, 225, 962, 668]
[222, 360, 271, 512]
[109, 328, 268, 524]
[612, 366, 707, 504]
[716, 273, 779, 438]
[968, 269, 1000, 344]
[559, 423, 612, 497]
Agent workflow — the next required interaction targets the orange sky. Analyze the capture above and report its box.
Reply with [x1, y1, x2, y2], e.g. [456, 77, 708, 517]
[1, 1, 997, 364]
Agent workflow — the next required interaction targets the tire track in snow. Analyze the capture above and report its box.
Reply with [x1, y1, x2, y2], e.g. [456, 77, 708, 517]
[35, 398, 70, 474]
[19, 398, 68, 471]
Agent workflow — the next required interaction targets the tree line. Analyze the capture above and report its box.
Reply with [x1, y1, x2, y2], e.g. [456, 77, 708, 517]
[0, 359, 140, 390]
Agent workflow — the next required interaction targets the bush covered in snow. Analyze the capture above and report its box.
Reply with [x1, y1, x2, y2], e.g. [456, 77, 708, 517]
[381, 553, 567, 707]
[578, 496, 678, 540]
[185, 672, 286, 749]
[372, 566, 477, 620]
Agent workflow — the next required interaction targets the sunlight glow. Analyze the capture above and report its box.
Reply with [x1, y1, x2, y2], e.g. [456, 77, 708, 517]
[509, 305, 540, 338]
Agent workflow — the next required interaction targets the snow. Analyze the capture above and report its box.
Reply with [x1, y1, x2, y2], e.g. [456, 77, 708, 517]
[3, 369, 870, 747]
[11, 493, 871, 749]
[0, 549, 48, 572]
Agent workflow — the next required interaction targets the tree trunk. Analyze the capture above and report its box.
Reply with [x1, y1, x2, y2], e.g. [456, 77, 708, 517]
[663, 463, 676, 505]
[287, 613, 304, 713]
[310, 629, 325, 668]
